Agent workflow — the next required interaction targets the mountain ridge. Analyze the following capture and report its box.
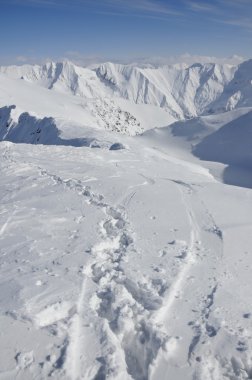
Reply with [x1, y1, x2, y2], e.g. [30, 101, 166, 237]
[1, 59, 252, 123]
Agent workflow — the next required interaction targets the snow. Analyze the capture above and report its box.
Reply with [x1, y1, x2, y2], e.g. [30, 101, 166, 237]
[96, 61, 236, 118]
[1, 58, 251, 132]
[0, 59, 252, 380]
[0, 59, 248, 124]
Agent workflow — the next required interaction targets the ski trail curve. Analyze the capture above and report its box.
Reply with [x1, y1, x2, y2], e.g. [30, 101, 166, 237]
[0, 211, 14, 237]
[65, 276, 88, 380]
[150, 179, 223, 377]
[152, 181, 201, 326]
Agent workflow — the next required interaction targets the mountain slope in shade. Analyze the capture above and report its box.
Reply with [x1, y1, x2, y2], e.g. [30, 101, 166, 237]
[0, 105, 115, 148]
[194, 110, 252, 167]
[140, 105, 252, 188]
[209, 59, 252, 112]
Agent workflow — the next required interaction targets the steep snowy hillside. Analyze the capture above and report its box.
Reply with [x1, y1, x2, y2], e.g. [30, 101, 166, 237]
[0, 66, 176, 139]
[1, 59, 252, 128]
[193, 110, 252, 167]
[141, 106, 252, 188]
[209, 59, 252, 112]
[97, 62, 235, 118]
[0, 61, 110, 99]
[0, 105, 125, 148]
[97, 60, 252, 117]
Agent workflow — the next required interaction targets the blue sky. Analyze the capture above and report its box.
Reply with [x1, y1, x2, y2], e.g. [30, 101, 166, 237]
[0, 0, 251, 65]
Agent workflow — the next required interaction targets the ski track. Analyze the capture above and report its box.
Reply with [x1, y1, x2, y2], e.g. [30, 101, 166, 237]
[0, 147, 17, 237]
[152, 181, 201, 326]
[0, 211, 15, 237]
[1, 149, 226, 380]
[65, 276, 88, 380]
[150, 179, 224, 376]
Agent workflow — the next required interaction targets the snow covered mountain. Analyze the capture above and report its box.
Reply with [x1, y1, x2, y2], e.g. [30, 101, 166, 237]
[2, 59, 252, 125]
[209, 59, 252, 112]
[97, 61, 235, 118]
[0, 61, 109, 98]
[1, 58, 252, 380]
[0, 61, 178, 141]
[1, 58, 252, 146]
[97, 59, 252, 118]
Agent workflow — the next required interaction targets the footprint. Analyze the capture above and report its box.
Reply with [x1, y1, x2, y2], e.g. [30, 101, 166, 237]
[15, 351, 34, 369]
[243, 313, 251, 319]
[236, 340, 248, 352]
[206, 323, 218, 338]
[159, 249, 167, 258]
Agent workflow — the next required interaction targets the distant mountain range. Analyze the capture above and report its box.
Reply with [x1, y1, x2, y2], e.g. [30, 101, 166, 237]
[0, 59, 252, 146]
[2, 59, 252, 118]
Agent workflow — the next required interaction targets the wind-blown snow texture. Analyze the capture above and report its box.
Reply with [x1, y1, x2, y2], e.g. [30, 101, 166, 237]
[0, 59, 252, 380]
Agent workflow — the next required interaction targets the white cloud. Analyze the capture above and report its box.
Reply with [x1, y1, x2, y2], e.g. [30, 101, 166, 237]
[103, 0, 181, 16]
[8, 0, 182, 17]
[11, 0, 61, 6]
[222, 18, 252, 30]
[16, 55, 29, 63]
[61, 52, 246, 67]
[187, 1, 217, 13]
[0, 52, 246, 67]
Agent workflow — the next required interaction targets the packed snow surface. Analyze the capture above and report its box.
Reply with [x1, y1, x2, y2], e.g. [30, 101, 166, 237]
[0, 59, 252, 380]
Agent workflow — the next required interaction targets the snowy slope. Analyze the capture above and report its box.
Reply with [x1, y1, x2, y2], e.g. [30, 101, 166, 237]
[193, 110, 252, 167]
[0, 61, 110, 99]
[0, 104, 122, 148]
[1, 132, 252, 380]
[97, 62, 235, 118]
[0, 59, 252, 380]
[209, 59, 252, 112]
[0, 68, 177, 139]
[1, 60, 235, 119]
[1, 59, 252, 128]
[141, 106, 252, 188]
[97, 60, 252, 118]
